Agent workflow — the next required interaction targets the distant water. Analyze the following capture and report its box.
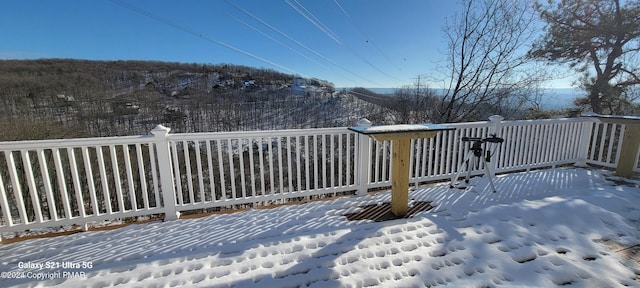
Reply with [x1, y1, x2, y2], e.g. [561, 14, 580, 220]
[365, 88, 397, 95]
[539, 88, 581, 110]
[342, 87, 580, 110]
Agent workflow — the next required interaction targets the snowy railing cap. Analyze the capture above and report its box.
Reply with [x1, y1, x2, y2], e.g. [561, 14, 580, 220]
[581, 112, 599, 117]
[151, 125, 171, 135]
[356, 118, 372, 127]
[488, 115, 504, 122]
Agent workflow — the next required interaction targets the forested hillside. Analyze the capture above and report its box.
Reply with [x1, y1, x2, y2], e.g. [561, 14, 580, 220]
[0, 59, 392, 139]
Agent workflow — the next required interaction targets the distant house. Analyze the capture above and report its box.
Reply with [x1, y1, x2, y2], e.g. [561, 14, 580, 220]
[292, 77, 306, 88]
[243, 80, 256, 88]
[292, 77, 307, 95]
[56, 94, 75, 102]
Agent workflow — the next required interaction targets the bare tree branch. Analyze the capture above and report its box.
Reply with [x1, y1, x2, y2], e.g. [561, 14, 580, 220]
[434, 0, 544, 122]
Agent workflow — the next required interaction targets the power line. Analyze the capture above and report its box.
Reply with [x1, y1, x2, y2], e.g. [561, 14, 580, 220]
[333, 0, 405, 75]
[285, 0, 342, 44]
[224, 0, 379, 86]
[227, 13, 328, 70]
[287, 0, 403, 83]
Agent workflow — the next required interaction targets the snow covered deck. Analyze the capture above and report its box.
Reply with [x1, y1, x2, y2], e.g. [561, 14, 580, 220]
[1, 167, 639, 287]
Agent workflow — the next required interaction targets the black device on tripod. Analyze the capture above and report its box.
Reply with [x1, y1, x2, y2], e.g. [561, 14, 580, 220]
[449, 134, 504, 192]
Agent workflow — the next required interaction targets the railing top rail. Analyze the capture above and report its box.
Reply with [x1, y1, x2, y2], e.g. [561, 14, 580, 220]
[496, 117, 597, 125]
[167, 127, 351, 141]
[442, 117, 593, 128]
[0, 134, 155, 151]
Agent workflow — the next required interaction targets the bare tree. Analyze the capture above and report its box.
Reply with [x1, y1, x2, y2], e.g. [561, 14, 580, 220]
[435, 0, 547, 123]
[392, 80, 437, 124]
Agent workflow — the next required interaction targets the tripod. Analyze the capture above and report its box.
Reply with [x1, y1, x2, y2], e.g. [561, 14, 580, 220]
[449, 135, 503, 192]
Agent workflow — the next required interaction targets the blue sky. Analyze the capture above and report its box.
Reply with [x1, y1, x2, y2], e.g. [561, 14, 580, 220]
[0, 0, 574, 88]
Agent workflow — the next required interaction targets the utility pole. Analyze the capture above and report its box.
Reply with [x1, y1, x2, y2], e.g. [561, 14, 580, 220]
[413, 75, 421, 110]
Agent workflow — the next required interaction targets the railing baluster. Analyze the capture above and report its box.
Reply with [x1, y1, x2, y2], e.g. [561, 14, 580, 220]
[228, 139, 237, 200]
[518, 125, 527, 167]
[147, 143, 161, 208]
[183, 141, 194, 204]
[206, 140, 216, 201]
[36, 149, 60, 221]
[194, 141, 205, 203]
[21, 150, 43, 222]
[277, 137, 284, 196]
[286, 136, 293, 193]
[560, 123, 569, 161]
[549, 124, 559, 163]
[52, 148, 72, 219]
[5, 151, 28, 224]
[106, 145, 123, 213]
[573, 122, 582, 159]
[382, 141, 389, 182]
[511, 126, 519, 167]
[0, 172, 13, 226]
[295, 136, 302, 192]
[588, 123, 599, 161]
[67, 148, 86, 217]
[257, 137, 266, 196]
[373, 140, 380, 184]
[433, 135, 441, 175]
[170, 141, 183, 206]
[122, 145, 137, 211]
[135, 144, 150, 210]
[533, 124, 543, 165]
[216, 139, 226, 200]
[313, 135, 319, 190]
[346, 133, 352, 186]
[81, 147, 99, 216]
[605, 124, 617, 164]
[238, 138, 247, 198]
[305, 135, 311, 191]
[267, 138, 274, 195]
[597, 123, 608, 163]
[338, 134, 343, 187]
[540, 125, 549, 164]
[525, 125, 534, 166]
[248, 138, 257, 198]
[424, 138, 431, 177]
[322, 135, 327, 188]
[330, 135, 336, 188]
[445, 131, 454, 174]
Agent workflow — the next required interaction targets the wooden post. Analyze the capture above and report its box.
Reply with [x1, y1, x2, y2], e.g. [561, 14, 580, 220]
[371, 131, 438, 217]
[349, 124, 453, 218]
[391, 138, 411, 216]
[585, 115, 640, 178]
[616, 124, 640, 178]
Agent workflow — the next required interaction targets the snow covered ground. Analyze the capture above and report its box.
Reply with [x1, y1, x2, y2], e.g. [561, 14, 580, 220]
[1, 167, 640, 287]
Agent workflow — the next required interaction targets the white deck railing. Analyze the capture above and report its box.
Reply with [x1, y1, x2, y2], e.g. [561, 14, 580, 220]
[0, 116, 638, 236]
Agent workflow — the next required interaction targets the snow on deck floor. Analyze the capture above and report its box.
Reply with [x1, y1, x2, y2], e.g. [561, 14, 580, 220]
[1, 168, 640, 287]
